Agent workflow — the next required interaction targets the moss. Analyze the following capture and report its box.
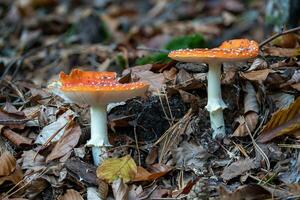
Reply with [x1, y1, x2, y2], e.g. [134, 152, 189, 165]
[136, 34, 206, 65]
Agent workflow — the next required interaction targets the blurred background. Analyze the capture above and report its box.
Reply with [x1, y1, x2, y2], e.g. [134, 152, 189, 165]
[0, 0, 299, 84]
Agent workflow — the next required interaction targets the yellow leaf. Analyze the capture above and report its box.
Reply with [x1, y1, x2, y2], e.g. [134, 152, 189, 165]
[97, 155, 137, 183]
[258, 97, 300, 143]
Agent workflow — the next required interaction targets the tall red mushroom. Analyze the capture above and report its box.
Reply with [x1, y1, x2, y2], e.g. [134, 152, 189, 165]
[49, 69, 149, 165]
[168, 39, 259, 139]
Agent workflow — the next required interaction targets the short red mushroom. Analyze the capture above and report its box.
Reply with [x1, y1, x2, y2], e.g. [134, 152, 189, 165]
[168, 39, 259, 139]
[49, 69, 149, 165]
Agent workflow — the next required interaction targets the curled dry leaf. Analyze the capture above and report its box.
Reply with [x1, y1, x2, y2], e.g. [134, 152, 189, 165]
[221, 158, 257, 181]
[233, 82, 259, 137]
[98, 179, 109, 200]
[243, 82, 259, 113]
[58, 189, 83, 200]
[133, 164, 172, 182]
[240, 69, 274, 82]
[46, 122, 81, 162]
[0, 152, 23, 186]
[246, 58, 268, 72]
[232, 112, 259, 137]
[97, 155, 137, 183]
[0, 152, 16, 176]
[263, 47, 300, 57]
[0, 108, 28, 126]
[2, 128, 33, 146]
[112, 178, 129, 200]
[258, 97, 300, 143]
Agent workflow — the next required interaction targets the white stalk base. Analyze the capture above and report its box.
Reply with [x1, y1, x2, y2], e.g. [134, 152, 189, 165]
[205, 63, 227, 139]
[86, 105, 111, 165]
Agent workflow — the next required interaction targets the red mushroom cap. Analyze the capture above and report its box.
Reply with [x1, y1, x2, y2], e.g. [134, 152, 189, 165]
[168, 39, 259, 63]
[50, 69, 149, 105]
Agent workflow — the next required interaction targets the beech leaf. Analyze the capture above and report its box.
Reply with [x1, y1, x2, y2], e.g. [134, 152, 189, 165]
[258, 97, 300, 143]
[97, 155, 137, 183]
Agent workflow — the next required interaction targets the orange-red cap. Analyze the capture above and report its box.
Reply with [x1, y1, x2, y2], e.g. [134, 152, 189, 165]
[168, 39, 259, 63]
[50, 69, 149, 105]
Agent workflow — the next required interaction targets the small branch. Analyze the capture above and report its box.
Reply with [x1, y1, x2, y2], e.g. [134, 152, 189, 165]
[259, 26, 300, 48]
[136, 46, 170, 53]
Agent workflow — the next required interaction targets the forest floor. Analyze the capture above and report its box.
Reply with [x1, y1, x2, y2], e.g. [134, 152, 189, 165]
[0, 1, 300, 199]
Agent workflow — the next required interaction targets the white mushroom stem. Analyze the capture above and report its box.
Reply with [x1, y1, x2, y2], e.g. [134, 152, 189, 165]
[205, 62, 227, 139]
[86, 105, 111, 165]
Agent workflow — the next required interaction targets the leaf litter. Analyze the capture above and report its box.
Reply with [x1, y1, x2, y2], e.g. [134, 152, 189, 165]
[0, 0, 300, 199]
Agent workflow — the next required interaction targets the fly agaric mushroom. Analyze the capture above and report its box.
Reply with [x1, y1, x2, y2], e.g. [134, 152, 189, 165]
[48, 69, 149, 165]
[168, 39, 259, 139]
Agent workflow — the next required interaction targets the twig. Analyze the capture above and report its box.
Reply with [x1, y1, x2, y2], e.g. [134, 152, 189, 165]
[136, 46, 170, 53]
[259, 26, 300, 48]
[133, 123, 141, 166]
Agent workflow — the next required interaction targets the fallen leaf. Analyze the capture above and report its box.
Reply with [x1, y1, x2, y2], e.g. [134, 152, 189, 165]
[0, 152, 16, 176]
[35, 109, 74, 144]
[133, 164, 172, 182]
[219, 184, 271, 200]
[0, 108, 28, 126]
[46, 122, 81, 162]
[221, 158, 257, 181]
[97, 155, 137, 183]
[20, 150, 45, 171]
[172, 141, 209, 168]
[258, 97, 300, 143]
[58, 189, 84, 200]
[133, 70, 166, 92]
[87, 187, 101, 200]
[112, 178, 129, 200]
[240, 69, 274, 81]
[0, 152, 23, 186]
[98, 179, 109, 199]
[246, 58, 268, 72]
[243, 81, 259, 113]
[271, 33, 298, 48]
[2, 128, 33, 146]
[232, 112, 259, 137]
[264, 47, 300, 57]
[270, 92, 294, 110]
[65, 159, 98, 186]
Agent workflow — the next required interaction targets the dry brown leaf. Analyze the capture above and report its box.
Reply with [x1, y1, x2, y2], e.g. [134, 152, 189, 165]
[0, 152, 23, 186]
[46, 122, 81, 162]
[264, 47, 300, 57]
[0, 152, 16, 176]
[133, 164, 171, 182]
[0, 108, 28, 126]
[58, 189, 84, 200]
[219, 184, 271, 200]
[0, 165, 23, 185]
[98, 179, 109, 199]
[246, 58, 268, 72]
[243, 81, 259, 113]
[271, 33, 298, 48]
[112, 178, 129, 200]
[240, 69, 274, 81]
[172, 141, 209, 168]
[35, 109, 74, 144]
[291, 83, 300, 91]
[221, 158, 257, 181]
[232, 112, 259, 137]
[258, 97, 300, 143]
[2, 128, 33, 146]
[97, 155, 137, 183]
